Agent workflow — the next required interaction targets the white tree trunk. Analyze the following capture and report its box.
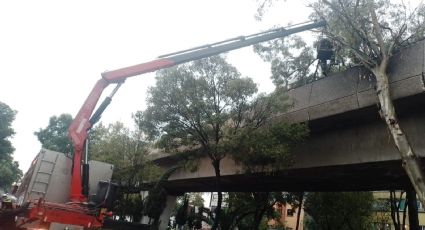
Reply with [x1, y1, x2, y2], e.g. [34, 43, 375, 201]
[372, 63, 425, 205]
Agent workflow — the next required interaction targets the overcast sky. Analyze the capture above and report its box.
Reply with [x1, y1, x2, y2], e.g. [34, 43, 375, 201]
[0, 0, 314, 172]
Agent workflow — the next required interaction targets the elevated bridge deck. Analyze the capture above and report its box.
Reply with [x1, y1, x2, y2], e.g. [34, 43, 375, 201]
[151, 40, 425, 193]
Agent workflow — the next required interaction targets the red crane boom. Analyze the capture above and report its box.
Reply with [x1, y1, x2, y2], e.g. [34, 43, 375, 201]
[69, 20, 325, 203]
[24, 20, 326, 228]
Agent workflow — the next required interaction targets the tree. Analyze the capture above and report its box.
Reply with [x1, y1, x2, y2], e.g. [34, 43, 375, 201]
[257, 0, 425, 205]
[90, 122, 161, 187]
[231, 121, 308, 174]
[188, 200, 205, 230]
[0, 160, 22, 190]
[304, 192, 374, 230]
[222, 120, 307, 230]
[374, 190, 420, 230]
[228, 121, 307, 230]
[0, 101, 22, 190]
[137, 55, 293, 229]
[308, 0, 425, 204]
[34, 113, 73, 154]
[254, 35, 318, 88]
[218, 192, 299, 230]
[389, 190, 407, 230]
[137, 55, 252, 229]
[175, 195, 189, 229]
[143, 165, 181, 229]
[171, 194, 206, 230]
[0, 102, 16, 160]
[89, 121, 162, 222]
[188, 193, 205, 208]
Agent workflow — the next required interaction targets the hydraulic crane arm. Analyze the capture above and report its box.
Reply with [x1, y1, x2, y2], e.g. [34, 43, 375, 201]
[68, 20, 326, 202]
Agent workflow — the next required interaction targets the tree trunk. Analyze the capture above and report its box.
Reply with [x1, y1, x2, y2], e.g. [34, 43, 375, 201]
[211, 160, 222, 230]
[250, 193, 270, 230]
[252, 211, 261, 230]
[252, 208, 266, 230]
[372, 62, 425, 206]
[402, 197, 408, 230]
[407, 188, 419, 230]
[296, 192, 304, 230]
[390, 190, 401, 230]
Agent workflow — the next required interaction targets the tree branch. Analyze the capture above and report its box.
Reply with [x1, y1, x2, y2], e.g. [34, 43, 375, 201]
[325, 32, 375, 68]
[369, 1, 387, 58]
[324, 0, 381, 58]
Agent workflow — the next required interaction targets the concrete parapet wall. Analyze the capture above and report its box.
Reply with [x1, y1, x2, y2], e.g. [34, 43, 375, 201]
[281, 40, 425, 123]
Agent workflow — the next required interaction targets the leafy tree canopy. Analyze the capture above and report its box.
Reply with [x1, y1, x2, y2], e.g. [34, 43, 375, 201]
[90, 121, 162, 186]
[0, 160, 22, 190]
[138, 55, 258, 153]
[222, 192, 299, 230]
[89, 121, 163, 223]
[172, 193, 206, 230]
[189, 193, 205, 207]
[136, 56, 302, 229]
[254, 35, 319, 88]
[0, 101, 22, 190]
[137, 55, 307, 229]
[304, 192, 374, 230]
[137, 55, 302, 169]
[0, 101, 17, 160]
[34, 113, 73, 154]
[231, 121, 308, 173]
[137, 55, 257, 229]
[310, 0, 425, 66]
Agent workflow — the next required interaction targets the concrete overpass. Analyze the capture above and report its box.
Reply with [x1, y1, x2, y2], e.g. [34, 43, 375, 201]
[152, 40, 425, 194]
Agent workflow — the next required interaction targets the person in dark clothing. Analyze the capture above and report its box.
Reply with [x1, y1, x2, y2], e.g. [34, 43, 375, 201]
[0, 194, 23, 230]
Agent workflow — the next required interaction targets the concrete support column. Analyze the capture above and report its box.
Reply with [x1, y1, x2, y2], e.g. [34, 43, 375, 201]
[407, 188, 419, 230]
[158, 195, 177, 230]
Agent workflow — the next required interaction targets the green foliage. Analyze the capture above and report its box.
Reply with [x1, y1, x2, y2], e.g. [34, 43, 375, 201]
[191, 207, 204, 230]
[137, 55, 302, 168]
[143, 186, 167, 225]
[0, 101, 22, 190]
[137, 55, 258, 229]
[138, 55, 308, 229]
[254, 35, 318, 88]
[175, 195, 189, 227]
[0, 159, 22, 190]
[90, 122, 162, 185]
[34, 113, 73, 154]
[90, 121, 163, 223]
[256, 0, 425, 89]
[137, 55, 258, 158]
[143, 165, 181, 228]
[0, 101, 16, 160]
[310, 0, 425, 67]
[172, 194, 205, 229]
[137, 56, 303, 229]
[113, 193, 144, 222]
[304, 192, 374, 230]
[211, 192, 299, 230]
[231, 122, 308, 173]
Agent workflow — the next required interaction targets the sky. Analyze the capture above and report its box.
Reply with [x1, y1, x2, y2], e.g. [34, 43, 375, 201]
[0, 0, 314, 172]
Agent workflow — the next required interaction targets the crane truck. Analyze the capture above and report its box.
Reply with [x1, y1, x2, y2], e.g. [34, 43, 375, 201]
[9, 20, 325, 229]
